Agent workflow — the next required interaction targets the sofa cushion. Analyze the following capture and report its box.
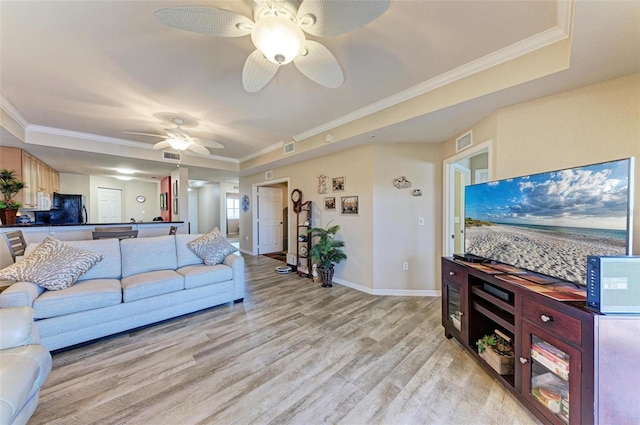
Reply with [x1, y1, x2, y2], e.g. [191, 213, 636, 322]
[187, 228, 238, 266]
[32, 279, 122, 319]
[60, 239, 121, 280]
[177, 264, 233, 289]
[121, 270, 183, 302]
[120, 235, 178, 278]
[0, 237, 103, 290]
[175, 234, 205, 268]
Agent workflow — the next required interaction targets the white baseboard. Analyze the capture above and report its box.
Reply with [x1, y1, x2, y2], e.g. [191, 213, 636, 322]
[333, 277, 441, 297]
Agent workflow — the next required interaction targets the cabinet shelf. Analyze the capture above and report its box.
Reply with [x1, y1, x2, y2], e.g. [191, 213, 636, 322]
[472, 300, 515, 333]
[471, 286, 515, 314]
[296, 200, 312, 278]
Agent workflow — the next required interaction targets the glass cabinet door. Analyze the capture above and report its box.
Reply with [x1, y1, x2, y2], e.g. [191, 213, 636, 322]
[445, 282, 463, 334]
[522, 322, 581, 425]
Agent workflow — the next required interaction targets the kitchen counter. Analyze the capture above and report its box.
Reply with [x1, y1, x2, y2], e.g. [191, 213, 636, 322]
[0, 221, 184, 228]
[0, 222, 185, 269]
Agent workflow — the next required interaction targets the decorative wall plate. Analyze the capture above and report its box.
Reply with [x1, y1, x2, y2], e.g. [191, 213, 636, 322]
[393, 176, 411, 189]
[241, 194, 250, 212]
[136, 195, 146, 203]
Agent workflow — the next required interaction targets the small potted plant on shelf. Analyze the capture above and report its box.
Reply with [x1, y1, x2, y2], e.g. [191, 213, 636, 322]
[306, 221, 347, 288]
[0, 169, 26, 225]
[476, 329, 515, 375]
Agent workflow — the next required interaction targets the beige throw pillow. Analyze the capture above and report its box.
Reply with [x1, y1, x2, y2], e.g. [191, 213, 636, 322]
[0, 237, 103, 290]
[187, 228, 238, 266]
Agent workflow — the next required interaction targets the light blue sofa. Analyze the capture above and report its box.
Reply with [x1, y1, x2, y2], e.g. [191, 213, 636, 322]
[0, 235, 244, 351]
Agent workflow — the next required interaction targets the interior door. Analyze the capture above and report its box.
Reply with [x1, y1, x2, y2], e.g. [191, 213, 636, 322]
[257, 186, 283, 254]
[97, 187, 122, 223]
[452, 164, 470, 254]
[188, 192, 198, 234]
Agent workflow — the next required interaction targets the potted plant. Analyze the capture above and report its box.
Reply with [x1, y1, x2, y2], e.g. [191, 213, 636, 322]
[0, 168, 26, 225]
[306, 221, 347, 287]
[476, 329, 514, 375]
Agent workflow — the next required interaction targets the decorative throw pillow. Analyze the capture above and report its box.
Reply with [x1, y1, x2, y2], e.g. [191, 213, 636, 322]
[187, 228, 238, 266]
[0, 237, 103, 290]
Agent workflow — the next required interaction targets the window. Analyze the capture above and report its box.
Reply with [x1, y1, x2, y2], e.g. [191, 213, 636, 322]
[227, 196, 239, 220]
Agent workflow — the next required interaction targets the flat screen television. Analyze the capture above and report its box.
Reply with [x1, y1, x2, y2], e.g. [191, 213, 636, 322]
[463, 158, 634, 286]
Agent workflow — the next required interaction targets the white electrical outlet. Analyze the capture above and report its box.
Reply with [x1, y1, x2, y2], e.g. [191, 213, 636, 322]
[402, 261, 409, 270]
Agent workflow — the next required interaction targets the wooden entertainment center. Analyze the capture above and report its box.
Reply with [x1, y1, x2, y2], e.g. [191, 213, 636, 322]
[441, 257, 640, 425]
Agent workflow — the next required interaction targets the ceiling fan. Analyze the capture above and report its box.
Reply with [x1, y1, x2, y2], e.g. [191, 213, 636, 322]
[124, 118, 224, 155]
[154, 0, 390, 92]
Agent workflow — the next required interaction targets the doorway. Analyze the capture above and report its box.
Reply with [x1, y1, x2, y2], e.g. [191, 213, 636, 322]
[97, 187, 122, 223]
[443, 140, 492, 257]
[251, 178, 290, 256]
[257, 186, 283, 254]
[188, 192, 198, 234]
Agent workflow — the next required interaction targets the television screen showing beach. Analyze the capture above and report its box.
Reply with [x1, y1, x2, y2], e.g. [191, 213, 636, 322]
[464, 158, 633, 285]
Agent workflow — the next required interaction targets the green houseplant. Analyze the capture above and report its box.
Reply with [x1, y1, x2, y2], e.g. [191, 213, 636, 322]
[306, 221, 347, 287]
[0, 168, 26, 225]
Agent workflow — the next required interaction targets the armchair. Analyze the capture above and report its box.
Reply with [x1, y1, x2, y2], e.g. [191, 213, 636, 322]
[0, 307, 52, 425]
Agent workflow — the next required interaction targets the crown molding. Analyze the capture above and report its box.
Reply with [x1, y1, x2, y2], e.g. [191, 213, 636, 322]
[26, 124, 238, 163]
[295, 0, 573, 142]
[240, 140, 284, 162]
[0, 95, 30, 128]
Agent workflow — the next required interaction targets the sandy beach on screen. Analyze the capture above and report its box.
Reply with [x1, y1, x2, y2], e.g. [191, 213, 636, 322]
[465, 224, 626, 284]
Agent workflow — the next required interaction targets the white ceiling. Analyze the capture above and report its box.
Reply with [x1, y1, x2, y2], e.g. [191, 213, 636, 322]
[1, 0, 639, 183]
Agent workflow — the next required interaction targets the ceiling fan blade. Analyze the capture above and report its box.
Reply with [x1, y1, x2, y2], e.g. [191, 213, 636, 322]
[297, 0, 389, 37]
[124, 131, 168, 139]
[294, 41, 344, 88]
[154, 6, 254, 37]
[196, 138, 224, 149]
[242, 49, 279, 92]
[164, 127, 190, 138]
[153, 141, 171, 150]
[188, 143, 211, 155]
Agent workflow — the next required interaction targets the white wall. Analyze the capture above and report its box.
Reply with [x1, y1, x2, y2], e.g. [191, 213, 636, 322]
[196, 183, 221, 234]
[88, 176, 160, 223]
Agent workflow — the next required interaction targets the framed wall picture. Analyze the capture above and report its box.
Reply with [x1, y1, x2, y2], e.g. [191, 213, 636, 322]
[325, 196, 336, 211]
[341, 196, 358, 215]
[160, 192, 168, 211]
[318, 174, 328, 194]
[332, 176, 345, 192]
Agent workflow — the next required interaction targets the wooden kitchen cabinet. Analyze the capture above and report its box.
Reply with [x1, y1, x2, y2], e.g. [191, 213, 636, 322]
[0, 147, 59, 208]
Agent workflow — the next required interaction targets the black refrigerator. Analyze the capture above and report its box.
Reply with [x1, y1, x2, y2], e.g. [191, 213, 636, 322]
[34, 193, 85, 224]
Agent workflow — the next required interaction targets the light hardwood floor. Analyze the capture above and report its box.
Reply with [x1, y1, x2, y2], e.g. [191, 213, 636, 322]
[30, 255, 540, 425]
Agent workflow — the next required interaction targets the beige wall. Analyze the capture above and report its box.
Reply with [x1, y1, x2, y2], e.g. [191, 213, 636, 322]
[372, 143, 442, 293]
[241, 143, 443, 294]
[443, 73, 640, 254]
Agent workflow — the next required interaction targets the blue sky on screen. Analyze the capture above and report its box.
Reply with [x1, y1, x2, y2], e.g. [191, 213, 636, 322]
[464, 159, 631, 229]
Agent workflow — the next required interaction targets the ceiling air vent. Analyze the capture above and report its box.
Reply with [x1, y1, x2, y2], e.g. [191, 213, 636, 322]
[284, 141, 295, 155]
[163, 151, 181, 161]
[455, 131, 473, 152]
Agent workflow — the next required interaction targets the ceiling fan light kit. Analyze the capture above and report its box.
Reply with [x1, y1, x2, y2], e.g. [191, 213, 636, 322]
[251, 15, 305, 65]
[154, 0, 390, 92]
[167, 138, 192, 151]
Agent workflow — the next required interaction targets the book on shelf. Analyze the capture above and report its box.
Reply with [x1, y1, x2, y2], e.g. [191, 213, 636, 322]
[531, 345, 569, 380]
